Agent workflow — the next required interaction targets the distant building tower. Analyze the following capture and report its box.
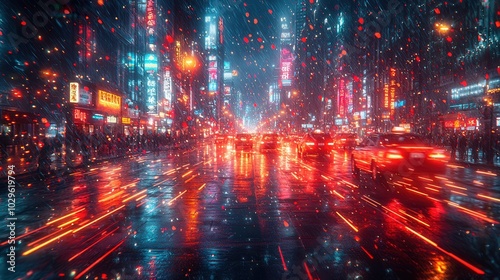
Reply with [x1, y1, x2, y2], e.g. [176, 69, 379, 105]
[294, 0, 327, 130]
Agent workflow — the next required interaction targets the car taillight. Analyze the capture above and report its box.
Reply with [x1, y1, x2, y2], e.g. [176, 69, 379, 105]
[385, 149, 403, 159]
[429, 149, 447, 159]
[327, 142, 334, 146]
[305, 142, 315, 146]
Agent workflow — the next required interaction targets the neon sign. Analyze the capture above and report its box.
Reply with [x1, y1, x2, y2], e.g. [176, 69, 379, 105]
[69, 82, 79, 103]
[97, 90, 121, 114]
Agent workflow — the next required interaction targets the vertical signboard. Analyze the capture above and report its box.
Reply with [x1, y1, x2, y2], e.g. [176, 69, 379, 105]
[145, 54, 158, 115]
[338, 78, 346, 118]
[205, 14, 217, 50]
[69, 82, 80, 103]
[280, 46, 293, 88]
[146, 73, 157, 114]
[163, 69, 172, 111]
[208, 57, 217, 93]
[389, 68, 397, 120]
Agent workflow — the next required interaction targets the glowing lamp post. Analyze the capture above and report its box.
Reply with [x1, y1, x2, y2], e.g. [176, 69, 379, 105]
[181, 55, 199, 114]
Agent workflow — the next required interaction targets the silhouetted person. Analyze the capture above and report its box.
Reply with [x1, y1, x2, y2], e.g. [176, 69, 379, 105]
[449, 133, 457, 161]
[458, 133, 467, 161]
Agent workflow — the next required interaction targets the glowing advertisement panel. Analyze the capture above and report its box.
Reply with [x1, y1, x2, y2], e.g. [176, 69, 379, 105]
[208, 59, 217, 92]
[389, 68, 397, 120]
[145, 53, 158, 71]
[146, 73, 158, 114]
[280, 46, 292, 87]
[146, 0, 156, 27]
[205, 15, 217, 50]
[97, 90, 121, 115]
[338, 79, 346, 118]
[163, 70, 172, 111]
[70, 82, 93, 106]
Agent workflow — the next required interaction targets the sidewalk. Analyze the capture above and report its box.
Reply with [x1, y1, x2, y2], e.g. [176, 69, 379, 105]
[0, 142, 183, 179]
[450, 153, 500, 171]
[0, 145, 136, 179]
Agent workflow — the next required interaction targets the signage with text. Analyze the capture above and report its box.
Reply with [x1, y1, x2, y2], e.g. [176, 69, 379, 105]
[97, 90, 121, 114]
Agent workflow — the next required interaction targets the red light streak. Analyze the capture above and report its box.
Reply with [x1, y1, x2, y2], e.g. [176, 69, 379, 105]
[68, 227, 119, 262]
[424, 186, 440, 193]
[332, 190, 345, 200]
[361, 246, 374, 259]
[73, 205, 125, 233]
[446, 201, 498, 224]
[182, 170, 193, 178]
[475, 170, 497, 176]
[278, 246, 288, 271]
[444, 183, 467, 191]
[23, 230, 73, 256]
[167, 190, 187, 206]
[477, 193, 500, 202]
[27, 228, 67, 247]
[398, 210, 430, 227]
[303, 262, 314, 280]
[184, 175, 197, 183]
[58, 218, 79, 229]
[122, 189, 147, 203]
[405, 187, 429, 197]
[450, 190, 468, 196]
[74, 239, 126, 279]
[336, 212, 359, 232]
[405, 226, 485, 275]
[340, 179, 359, 189]
[47, 207, 86, 225]
[0, 224, 51, 246]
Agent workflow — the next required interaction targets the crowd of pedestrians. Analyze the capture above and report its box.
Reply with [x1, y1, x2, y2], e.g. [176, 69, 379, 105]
[0, 129, 198, 176]
[426, 130, 500, 163]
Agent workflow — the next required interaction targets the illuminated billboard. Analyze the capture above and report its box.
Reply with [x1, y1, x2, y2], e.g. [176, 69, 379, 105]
[205, 14, 217, 50]
[280, 46, 292, 87]
[208, 58, 217, 92]
[146, 0, 156, 27]
[338, 78, 346, 118]
[69, 82, 93, 105]
[163, 69, 172, 111]
[97, 90, 121, 114]
[146, 73, 158, 114]
[145, 53, 158, 72]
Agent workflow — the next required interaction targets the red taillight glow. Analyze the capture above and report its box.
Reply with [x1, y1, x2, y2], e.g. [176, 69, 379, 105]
[385, 149, 404, 159]
[429, 150, 447, 159]
[305, 142, 315, 146]
[327, 142, 334, 146]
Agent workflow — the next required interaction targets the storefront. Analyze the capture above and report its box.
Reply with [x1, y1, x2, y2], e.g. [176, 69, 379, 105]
[440, 111, 481, 132]
[69, 82, 125, 138]
[0, 109, 40, 145]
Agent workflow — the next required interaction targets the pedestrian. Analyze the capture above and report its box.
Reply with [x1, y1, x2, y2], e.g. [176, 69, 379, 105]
[0, 131, 11, 157]
[458, 133, 467, 161]
[38, 138, 53, 173]
[471, 133, 479, 163]
[449, 133, 457, 161]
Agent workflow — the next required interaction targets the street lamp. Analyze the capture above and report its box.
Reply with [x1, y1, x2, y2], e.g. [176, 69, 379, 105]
[181, 54, 199, 114]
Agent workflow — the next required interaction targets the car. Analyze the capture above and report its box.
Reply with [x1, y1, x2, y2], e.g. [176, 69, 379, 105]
[297, 130, 334, 158]
[259, 133, 279, 152]
[333, 132, 358, 149]
[351, 132, 449, 181]
[234, 133, 253, 151]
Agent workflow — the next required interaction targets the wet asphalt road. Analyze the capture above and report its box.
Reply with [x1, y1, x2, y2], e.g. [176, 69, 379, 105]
[0, 140, 499, 279]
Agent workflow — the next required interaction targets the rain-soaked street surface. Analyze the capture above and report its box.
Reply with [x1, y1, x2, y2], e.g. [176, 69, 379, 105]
[1, 140, 499, 279]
